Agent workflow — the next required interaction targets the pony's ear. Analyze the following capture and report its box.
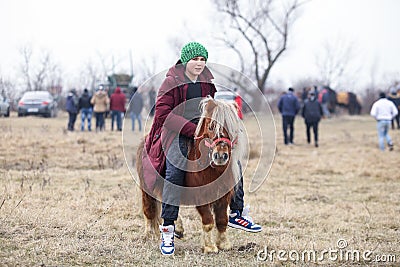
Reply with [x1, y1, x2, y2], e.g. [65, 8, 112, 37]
[205, 98, 217, 115]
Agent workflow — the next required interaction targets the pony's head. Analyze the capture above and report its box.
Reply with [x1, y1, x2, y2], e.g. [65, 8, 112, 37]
[195, 97, 245, 169]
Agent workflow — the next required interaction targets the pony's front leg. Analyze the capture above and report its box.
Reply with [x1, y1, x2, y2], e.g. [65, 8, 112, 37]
[214, 198, 232, 250]
[196, 205, 218, 253]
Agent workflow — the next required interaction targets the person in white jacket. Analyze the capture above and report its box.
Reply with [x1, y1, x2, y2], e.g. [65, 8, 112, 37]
[370, 92, 398, 151]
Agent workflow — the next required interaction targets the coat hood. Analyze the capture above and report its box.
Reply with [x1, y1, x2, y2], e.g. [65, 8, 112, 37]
[96, 91, 106, 98]
[166, 60, 214, 84]
[115, 87, 122, 94]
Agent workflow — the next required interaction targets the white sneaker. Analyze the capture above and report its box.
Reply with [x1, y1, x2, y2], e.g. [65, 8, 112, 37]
[159, 225, 175, 255]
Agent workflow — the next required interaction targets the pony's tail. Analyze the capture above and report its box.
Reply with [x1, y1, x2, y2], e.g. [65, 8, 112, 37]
[136, 138, 145, 187]
[136, 137, 161, 236]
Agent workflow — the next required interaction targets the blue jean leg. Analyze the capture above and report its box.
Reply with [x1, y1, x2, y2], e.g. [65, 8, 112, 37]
[229, 161, 244, 211]
[377, 120, 392, 150]
[81, 108, 92, 131]
[130, 112, 142, 131]
[161, 135, 189, 221]
[111, 111, 121, 130]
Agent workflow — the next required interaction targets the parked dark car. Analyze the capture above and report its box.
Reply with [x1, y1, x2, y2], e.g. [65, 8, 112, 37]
[18, 91, 58, 118]
[0, 95, 10, 117]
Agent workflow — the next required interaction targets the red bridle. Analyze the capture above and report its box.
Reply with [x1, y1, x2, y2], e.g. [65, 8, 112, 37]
[194, 135, 238, 149]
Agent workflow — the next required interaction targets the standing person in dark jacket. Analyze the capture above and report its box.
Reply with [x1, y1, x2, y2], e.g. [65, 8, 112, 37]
[387, 87, 400, 130]
[142, 42, 262, 256]
[129, 88, 143, 132]
[78, 88, 93, 131]
[148, 88, 156, 116]
[302, 91, 323, 147]
[66, 89, 79, 131]
[109, 87, 126, 131]
[277, 87, 300, 145]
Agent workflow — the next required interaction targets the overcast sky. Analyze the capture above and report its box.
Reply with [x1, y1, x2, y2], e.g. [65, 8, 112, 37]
[1, 0, 399, 91]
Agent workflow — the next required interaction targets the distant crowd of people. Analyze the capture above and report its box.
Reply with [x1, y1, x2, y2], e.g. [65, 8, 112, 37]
[277, 85, 400, 151]
[278, 87, 323, 147]
[65, 80, 400, 152]
[65, 86, 145, 133]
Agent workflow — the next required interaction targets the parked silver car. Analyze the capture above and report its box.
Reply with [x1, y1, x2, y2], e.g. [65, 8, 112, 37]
[214, 90, 236, 103]
[18, 91, 58, 118]
[0, 95, 10, 117]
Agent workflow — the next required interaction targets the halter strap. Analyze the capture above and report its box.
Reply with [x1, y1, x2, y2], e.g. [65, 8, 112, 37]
[204, 137, 238, 149]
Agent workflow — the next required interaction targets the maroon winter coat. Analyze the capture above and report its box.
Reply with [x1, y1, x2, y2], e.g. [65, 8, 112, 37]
[110, 87, 126, 112]
[142, 61, 216, 191]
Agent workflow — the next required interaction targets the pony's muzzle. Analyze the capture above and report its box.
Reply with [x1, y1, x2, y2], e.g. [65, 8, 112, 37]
[212, 151, 229, 165]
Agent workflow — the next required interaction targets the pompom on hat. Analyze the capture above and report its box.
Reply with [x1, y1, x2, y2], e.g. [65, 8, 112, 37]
[180, 42, 208, 64]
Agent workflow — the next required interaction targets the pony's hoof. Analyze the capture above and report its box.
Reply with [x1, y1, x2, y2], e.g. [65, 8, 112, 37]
[203, 245, 218, 254]
[217, 240, 232, 250]
[144, 233, 153, 240]
[144, 230, 159, 241]
[174, 231, 184, 239]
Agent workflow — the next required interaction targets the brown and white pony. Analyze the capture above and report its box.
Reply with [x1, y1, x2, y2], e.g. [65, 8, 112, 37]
[136, 97, 246, 253]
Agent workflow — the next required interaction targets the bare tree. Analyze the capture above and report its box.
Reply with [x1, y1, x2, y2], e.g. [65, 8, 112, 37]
[79, 59, 102, 91]
[0, 75, 17, 109]
[214, 0, 306, 93]
[32, 51, 50, 91]
[315, 38, 360, 89]
[18, 44, 62, 92]
[19, 45, 33, 91]
[96, 51, 126, 79]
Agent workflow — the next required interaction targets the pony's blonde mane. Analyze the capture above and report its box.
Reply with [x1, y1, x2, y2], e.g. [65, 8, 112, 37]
[196, 97, 247, 181]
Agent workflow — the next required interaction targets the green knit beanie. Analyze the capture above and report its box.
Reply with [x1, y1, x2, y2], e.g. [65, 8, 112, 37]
[180, 42, 208, 64]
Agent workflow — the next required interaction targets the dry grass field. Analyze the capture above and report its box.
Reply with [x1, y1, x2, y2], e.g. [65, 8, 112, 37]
[0, 111, 399, 266]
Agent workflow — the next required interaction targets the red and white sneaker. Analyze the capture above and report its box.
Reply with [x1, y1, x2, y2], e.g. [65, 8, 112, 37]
[228, 206, 262, 233]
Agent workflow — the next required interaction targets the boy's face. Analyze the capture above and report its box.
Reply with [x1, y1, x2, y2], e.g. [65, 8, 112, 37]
[185, 56, 206, 78]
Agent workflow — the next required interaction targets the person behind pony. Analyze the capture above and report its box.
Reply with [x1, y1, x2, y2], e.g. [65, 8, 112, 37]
[91, 85, 110, 132]
[129, 87, 143, 132]
[142, 42, 261, 256]
[148, 87, 156, 116]
[318, 86, 331, 118]
[233, 87, 243, 119]
[109, 87, 126, 131]
[302, 90, 323, 147]
[387, 86, 400, 130]
[277, 87, 300, 145]
[66, 89, 79, 131]
[78, 88, 93, 131]
[370, 92, 398, 151]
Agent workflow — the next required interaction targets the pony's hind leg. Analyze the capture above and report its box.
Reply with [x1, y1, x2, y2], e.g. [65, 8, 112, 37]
[197, 205, 218, 253]
[213, 198, 232, 250]
[142, 190, 160, 239]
